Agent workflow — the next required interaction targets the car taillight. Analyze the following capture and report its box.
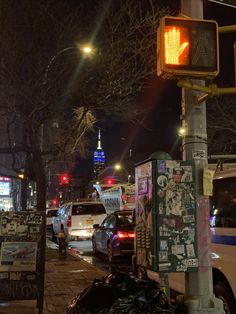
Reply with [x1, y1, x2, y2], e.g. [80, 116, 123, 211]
[117, 231, 135, 239]
[67, 216, 71, 228]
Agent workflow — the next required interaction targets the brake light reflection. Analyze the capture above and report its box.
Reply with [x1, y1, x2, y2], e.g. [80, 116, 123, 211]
[117, 231, 135, 239]
[67, 216, 71, 228]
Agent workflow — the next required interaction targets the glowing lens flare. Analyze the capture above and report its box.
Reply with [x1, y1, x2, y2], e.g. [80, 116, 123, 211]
[164, 26, 189, 65]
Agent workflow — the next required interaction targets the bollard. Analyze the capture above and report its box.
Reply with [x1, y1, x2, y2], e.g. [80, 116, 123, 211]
[57, 231, 67, 259]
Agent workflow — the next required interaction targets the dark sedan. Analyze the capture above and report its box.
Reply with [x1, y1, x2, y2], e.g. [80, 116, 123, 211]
[92, 210, 135, 263]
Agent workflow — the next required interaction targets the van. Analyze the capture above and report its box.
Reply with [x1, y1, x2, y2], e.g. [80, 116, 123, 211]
[166, 169, 236, 313]
[52, 201, 107, 241]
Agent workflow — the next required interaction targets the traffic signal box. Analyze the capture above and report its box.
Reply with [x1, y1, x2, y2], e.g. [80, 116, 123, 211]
[135, 157, 198, 273]
[157, 16, 219, 79]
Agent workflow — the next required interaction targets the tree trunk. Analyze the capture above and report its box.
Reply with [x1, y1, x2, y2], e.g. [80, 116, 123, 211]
[20, 177, 28, 211]
[33, 151, 46, 212]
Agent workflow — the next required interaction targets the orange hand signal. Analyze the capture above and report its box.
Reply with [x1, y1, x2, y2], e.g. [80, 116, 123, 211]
[164, 27, 189, 65]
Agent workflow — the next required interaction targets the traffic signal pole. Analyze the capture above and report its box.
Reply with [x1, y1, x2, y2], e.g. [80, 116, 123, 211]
[180, 1, 225, 313]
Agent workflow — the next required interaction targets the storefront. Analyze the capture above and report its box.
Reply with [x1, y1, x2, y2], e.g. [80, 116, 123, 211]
[0, 177, 13, 211]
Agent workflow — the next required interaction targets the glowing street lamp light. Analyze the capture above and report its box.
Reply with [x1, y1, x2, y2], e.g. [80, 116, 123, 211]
[78, 44, 95, 57]
[113, 164, 132, 183]
[178, 127, 187, 137]
[114, 164, 121, 170]
[81, 46, 92, 54]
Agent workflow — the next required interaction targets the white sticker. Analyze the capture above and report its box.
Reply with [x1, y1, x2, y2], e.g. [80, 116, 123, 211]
[183, 258, 198, 267]
[171, 244, 185, 255]
[193, 150, 206, 159]
[159, 251, 168, 261]
[186, 244, 195, 258]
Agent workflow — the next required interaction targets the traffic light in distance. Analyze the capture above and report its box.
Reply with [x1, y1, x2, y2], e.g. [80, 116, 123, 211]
[157, 16, 219, 79]
[51, 199, 58, 206]
[105, 178, 114, 185]
[59, 174, 70, 185]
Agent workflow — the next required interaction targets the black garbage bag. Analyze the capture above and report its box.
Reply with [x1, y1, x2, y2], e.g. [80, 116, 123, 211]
[65, 271, 175, 314]
[65, 279, 115, 314]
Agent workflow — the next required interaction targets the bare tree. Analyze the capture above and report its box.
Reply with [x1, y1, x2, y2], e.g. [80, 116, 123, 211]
[0, 1, 98, 211]
[0, 0, 176, 210]
[207, 95, 236, 154]
[94, 0, 171, 121]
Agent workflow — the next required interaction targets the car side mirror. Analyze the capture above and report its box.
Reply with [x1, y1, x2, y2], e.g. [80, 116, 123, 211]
[93, 224, 100, 229]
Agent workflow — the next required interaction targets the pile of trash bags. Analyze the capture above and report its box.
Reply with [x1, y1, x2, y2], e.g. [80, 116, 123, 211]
[65, 271, 182, 314]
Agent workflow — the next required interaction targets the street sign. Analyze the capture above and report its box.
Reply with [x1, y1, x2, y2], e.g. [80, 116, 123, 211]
[208, 0, 236, 8]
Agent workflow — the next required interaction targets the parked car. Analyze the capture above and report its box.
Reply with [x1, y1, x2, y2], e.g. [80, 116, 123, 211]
[92, 210, 135, 263]
[46, 208, 58, 232]
[52, 201, 107, 241]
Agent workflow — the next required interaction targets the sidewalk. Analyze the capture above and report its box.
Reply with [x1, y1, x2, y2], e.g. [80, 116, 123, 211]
[0, 240, 107, 314]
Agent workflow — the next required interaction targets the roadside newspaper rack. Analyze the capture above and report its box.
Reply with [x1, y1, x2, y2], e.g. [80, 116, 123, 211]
[0, 211, 45, 314]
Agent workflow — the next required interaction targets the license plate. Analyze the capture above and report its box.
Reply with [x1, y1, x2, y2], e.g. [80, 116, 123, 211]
[86, 219, 93, 224]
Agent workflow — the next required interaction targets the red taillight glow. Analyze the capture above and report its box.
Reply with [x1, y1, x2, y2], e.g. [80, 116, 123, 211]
[67, 216, 71, 228]
[117, 231, 135, 239]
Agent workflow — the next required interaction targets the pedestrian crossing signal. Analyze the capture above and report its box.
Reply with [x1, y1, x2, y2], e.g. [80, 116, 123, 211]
[157, 16, 219, 78]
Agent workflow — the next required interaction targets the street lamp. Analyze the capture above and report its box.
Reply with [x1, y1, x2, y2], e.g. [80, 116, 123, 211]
[44, 43, 95, 84]
[114, 164, 121, 170]
[42, 43, 95, 200]
[42, 42, 96, 149]
[178, 126, 187, 137]
[79, 44, 95, 56]
[114, 163, 132, 183]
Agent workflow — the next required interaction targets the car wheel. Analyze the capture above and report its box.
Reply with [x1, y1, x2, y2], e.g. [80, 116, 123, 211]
[214, 280, 236, 314]
[107, 242, 116, 264]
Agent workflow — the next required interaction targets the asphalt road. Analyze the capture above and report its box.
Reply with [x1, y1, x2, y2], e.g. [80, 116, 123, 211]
[67, 239, 133, 273]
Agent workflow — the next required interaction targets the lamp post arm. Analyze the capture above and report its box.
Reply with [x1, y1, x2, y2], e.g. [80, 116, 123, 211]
[43, 46, 75, 85]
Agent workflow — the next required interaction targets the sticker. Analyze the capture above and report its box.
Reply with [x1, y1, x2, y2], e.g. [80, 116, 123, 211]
[183, 258, 198, 267]
[186, 244, 195, 258]
[193, 150, 206, 159]
[158, 251, 168, 261]
[203, 168, 214, 196]
[176, 265, 187, 272]
[157, 175, 168, 188]
[183, 215, 195, 223]
[157, 160, 167, 173]
[171, 244, 185, 255]
[138, 177, 148, 195]
[160, 240, 168, 251]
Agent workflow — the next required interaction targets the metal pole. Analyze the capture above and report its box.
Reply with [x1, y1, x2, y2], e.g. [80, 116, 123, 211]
[181, 1, 225, 313]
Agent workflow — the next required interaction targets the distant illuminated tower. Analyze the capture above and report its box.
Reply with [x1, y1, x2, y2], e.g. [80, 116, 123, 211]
[93, 129, 105, 178]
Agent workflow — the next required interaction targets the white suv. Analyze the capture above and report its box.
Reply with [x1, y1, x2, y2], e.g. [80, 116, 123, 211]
[52, 201, 107, 241]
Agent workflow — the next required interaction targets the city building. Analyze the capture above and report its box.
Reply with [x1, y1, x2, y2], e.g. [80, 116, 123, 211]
[93, 129, 105, 178]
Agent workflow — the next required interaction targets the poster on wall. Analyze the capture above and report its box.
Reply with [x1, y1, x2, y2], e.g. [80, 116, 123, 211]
[0, 212, 42, 236]
[0, 181, 11, 196]
[156, 160, 198, 272]
[0, 211, 45, 308]
[1, 242, 37, 271]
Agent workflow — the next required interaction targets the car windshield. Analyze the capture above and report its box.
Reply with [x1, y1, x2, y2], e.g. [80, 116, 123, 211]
[117, 213, 134, 227]
[72, 204, 106, 215]
[46, 210, 58, 217]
